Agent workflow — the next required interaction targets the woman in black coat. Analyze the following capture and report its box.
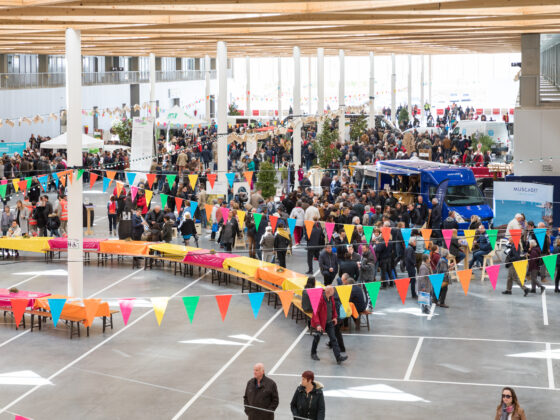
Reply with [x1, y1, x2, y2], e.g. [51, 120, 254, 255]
[290, 371, 325, 420]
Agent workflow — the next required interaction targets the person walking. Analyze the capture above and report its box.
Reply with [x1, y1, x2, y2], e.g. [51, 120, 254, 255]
[243, 363, 279, 420]
[502, 236, 530, 296]
[494, 387, 527, 420]
[318, 244, 338, 286]
[274, 220, 292, 268]
[553, 237, 560, 293]
[418, 254, 433, 314]
[306, 218, 324, 274]
[290, 370, 325, 420]
[404, 237, 418, 299]
[435, 248, 452, 308]
[527, 239, 546, 294]
[289, 201, 305, 246]
[107, 195, 118, 236]
[310, 286, 347, 364]
[260, 226, 275, 262]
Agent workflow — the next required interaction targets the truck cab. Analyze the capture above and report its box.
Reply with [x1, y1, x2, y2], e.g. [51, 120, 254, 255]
[358, 159, 494, 228]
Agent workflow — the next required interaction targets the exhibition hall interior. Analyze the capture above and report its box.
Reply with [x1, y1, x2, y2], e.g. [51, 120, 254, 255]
[0, 1, 559, 419]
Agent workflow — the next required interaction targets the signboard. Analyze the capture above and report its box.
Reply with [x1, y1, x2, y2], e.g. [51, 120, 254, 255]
[206, 180, 228, 196]
[0, 142, 26, 156]
[493, 181, 553, 226]
[130, 117, 154, 173]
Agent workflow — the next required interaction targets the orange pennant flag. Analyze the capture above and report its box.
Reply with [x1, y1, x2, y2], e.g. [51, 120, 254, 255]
[57, 172, 67, 187]
[175, 197, 183, 212]
[304, 220, 314, 240]
[381, 226, 391, 246]
[83, 298, 101, 328]
[67, 170, 73, 185]
[10, 298, 28, 329]
[276, 290, 294, 317]
[115, 181, 124, 198]
[421, 228, 432, 248]
[395, 277, 410, 304]
[215, 295, 232, 321]
[207, 173, 217, 189]
[457, 269, 472, 295]
[509, 229, 522, 250]
[18, 180, 27, 193]
[89, 172, 99, 189]
[106, 170, 116, 181]
[244, 171, 253, 185]
[205, 204, 213, 222]
[146, 173, 157, 189]
[269, 215, 278, 232]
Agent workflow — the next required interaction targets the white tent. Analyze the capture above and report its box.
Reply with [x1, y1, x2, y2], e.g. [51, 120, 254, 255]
[156, 105, 209, 128]
[40, 133, 104, 150]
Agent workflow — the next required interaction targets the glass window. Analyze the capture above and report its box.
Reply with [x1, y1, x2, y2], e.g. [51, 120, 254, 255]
[445, 184, 485, 206]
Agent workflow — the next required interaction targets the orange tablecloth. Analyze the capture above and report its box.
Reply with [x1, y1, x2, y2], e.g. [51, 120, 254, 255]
[34, 294, 110, 327]
[99, 240, 152, 256]
[256, 266, 308, 288]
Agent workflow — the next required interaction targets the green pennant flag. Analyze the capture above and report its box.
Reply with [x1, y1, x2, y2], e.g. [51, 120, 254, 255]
[25, 177, 32, 190]
[166, 174, 176, 187]
[542, 254, 557, 279]
[0, 184, 5, 198]
[364, 282, 381, 310]
[363, 225, 374, 245]
[253, 212, 263, 231]
[182, 296, 200, 324]
[160, 193, 168, 208]
[487, 229, 498, 250]
[77, 169, 84, 181]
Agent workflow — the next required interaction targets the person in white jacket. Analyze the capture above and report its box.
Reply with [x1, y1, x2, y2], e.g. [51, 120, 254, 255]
[289, 200, 305, 245]
[506, 214, 523, 238]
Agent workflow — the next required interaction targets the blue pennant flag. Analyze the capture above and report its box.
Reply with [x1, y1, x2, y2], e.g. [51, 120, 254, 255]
[429, 273, 445, 300]
[401, 228, 412, 248]
[126, 172, 137, 186]
[190, 201, 198, 216]
[225, 172, 235, 188]
[48, 298, 67, 327]
[287, 218, 297, 237]
[52, 174, 59, 189]
[533, 228, 547, 251]
[248, 292, 265, 319]
[102, 177, 111, 193]
[38, 175, 48, 192]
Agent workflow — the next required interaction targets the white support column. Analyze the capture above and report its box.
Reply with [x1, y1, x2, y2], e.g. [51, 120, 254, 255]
[293, 47, 302, 180]
[245, 56, 251, 117]
[217, 41, 228, 183]
[308, 56, 312, 115]
[407, 55, 412, 122]
[277, 57, 282, 120]
[205, 54, 211, 120]
[428, 55, 432, 109]
[391, 53, 396, 124]
[368, 51, 375, 129]
[339, 49, 345, 143]
[149, 53, 156, 114]
[420, 55, 425, 120]
[317, 48, 324, 134]
[65, 28, 83, 298]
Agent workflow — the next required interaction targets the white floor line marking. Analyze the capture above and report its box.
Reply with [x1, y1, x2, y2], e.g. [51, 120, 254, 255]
[0, 330, 30, 350]
[269, 327, 308, 375]
[94, 216, 108, 223]
[171, 309, 283, 420]
[87, 268, 144, 298]
[542, 292, 549, 326]
[72, 367, 193, 395]
[546, 343, 555, 390]
[0, 272, 208, 415]
[404, 337, 424, 381]
[313, 269, 320, 277]
[427, 303, 436, 321]
[8, 274, 40, 289]
[342, 333, 560, 346]
[270, 373, 558, 392]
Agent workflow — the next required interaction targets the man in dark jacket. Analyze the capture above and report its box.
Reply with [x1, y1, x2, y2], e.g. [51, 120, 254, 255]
[502, 236, 529, 296]
[318, 244, 338, 285]
[310, 286, 347, 363]
[469, 225, 492, 268]
[306, 219, 324, 274]
[243, 363, 279, 420]
[405, 238, 418, 298]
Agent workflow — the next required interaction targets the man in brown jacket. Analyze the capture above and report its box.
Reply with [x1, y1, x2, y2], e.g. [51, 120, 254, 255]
[176, 149, 188, 177]
[243, 363, 279, 420]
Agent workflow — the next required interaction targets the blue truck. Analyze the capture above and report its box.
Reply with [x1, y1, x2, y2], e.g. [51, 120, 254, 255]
[357, 159, 494, 228]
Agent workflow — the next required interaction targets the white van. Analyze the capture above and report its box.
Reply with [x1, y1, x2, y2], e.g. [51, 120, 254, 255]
[403, 126, 442, 137]
[451, 120, 511, 152]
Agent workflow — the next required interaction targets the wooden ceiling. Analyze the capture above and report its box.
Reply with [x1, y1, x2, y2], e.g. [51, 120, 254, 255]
[0, 0, 556, 57]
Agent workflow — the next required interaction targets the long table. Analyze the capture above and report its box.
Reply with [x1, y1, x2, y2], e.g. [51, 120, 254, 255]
[99, 240, 152, 256]
[34, 294, 110, 327]
[0, 290, 51, 308]
[0, 237, 52, 253]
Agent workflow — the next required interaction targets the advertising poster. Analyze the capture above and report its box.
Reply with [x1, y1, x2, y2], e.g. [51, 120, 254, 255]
[130, 117, 154, 173]
[493, 181, 553, 226]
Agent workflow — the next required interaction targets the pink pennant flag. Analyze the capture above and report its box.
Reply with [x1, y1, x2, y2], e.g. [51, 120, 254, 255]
[325, 222, 335, 242]
[306, 287, 324, 315]
[118, 298, 135, 326]
[485, 265, 500, 290]
[221, 207, 230, 222]
[15, 416, 30, 420]
[442, 229, 453, 249]
[131, 185, 138, 202]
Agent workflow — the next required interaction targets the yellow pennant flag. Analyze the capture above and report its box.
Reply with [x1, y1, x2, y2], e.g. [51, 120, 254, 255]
[238, 210, 246, 230]
[335, 285, 353, 316]
[463, 229, 476, 251]
[513, 259, 528, 286]
[344, 224, 354, 244]
[12, 178, 19, 193]
[188, 174, 198, 190]
[144, 189, 153, 207]
[150, 297, 169, 326]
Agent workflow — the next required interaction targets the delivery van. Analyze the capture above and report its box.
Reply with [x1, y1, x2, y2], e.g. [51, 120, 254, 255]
[451, 120, 511, 152]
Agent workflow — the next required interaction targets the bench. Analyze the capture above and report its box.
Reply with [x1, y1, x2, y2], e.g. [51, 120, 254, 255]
[291, 296, 312, 323]
[44, 248, 95, 265]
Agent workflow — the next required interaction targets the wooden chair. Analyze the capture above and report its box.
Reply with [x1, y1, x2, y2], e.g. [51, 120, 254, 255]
[447, 255, 458, 282]
[480, 250, 496, 282]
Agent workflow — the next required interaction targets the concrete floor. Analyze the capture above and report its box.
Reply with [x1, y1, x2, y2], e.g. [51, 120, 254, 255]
[0, 184, 558, 419]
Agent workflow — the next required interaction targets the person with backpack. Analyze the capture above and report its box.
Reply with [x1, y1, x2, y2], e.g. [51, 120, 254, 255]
[527, 239, 546, 294]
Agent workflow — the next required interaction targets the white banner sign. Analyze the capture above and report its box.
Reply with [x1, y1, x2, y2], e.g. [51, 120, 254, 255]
[130, 117, 154, 173]
[493, 181, 553, 226]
